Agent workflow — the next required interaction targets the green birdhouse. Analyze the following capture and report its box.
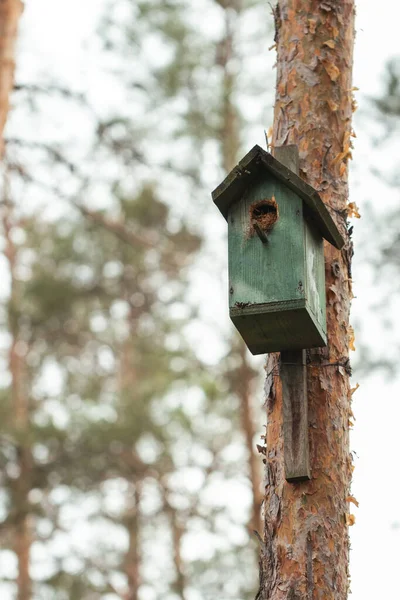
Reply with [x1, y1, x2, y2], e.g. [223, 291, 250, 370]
[212, 144, 344, 355]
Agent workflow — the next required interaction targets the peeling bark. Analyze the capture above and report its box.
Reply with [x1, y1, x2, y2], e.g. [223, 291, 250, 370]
[260, 1, 355, 598]
[0, 0, 23, 153]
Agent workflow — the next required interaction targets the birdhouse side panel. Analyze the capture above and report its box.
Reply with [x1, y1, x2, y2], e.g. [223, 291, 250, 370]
[304, 220, 327, 340]
[228, 175, 306, 309]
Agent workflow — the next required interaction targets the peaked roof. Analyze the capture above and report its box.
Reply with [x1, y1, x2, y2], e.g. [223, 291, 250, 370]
[212, 144, 344, 249]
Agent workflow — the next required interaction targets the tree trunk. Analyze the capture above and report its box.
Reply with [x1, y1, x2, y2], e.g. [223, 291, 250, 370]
[164, 495, 187, 600]
[237, 343, 263, 534]
[259, 2, 355, 598]
[0, 0, 23, 152]
[3, 195, 32, 600]
[119, 297, 141, 600]
[124, 484, 141, 600]
[219, 4, 239, 175]
[14, 451, 32, 600]
[218, 0, 263, 536]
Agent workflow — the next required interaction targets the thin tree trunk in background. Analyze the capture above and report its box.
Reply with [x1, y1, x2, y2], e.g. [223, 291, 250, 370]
[237, 343, 263, 533]
[1, 4, 29, 591]
[0, 0, 23, 152]
[120, 299, 141, 600]
[3, 195, 32, 600]
[124, 484, 141, 600]
[218, 0, 263, 536]
[219, 6, 239, 175]
[259, 2, 355, 598]
[14, 450, 32, 600]
[164, 495, 187, 600]
[170, 513, 186, 600]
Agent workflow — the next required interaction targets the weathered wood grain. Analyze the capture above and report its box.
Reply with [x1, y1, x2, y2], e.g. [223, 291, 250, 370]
[225, 143, 328, 354]
[281, 349, 310, 482]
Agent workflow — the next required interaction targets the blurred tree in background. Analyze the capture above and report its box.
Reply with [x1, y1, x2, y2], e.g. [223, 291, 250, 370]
[0, 0, 23, 150]
[0, 0, 273, 598]
[353, 58, 400, 375]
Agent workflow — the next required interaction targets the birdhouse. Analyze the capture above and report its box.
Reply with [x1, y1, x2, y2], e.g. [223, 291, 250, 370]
[212, 144, 344, 355]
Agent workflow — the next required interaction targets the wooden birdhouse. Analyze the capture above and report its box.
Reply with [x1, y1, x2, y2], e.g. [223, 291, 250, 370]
[212, 144, 344, 355]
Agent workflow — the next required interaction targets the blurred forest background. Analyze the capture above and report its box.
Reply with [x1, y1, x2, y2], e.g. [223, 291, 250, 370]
[0, 0, 399, 599]
[0, 1, 270, 598]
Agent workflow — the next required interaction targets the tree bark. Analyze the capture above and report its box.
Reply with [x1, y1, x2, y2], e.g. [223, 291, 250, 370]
[259, 2, 355, 598]
[0, 0, 23, 153]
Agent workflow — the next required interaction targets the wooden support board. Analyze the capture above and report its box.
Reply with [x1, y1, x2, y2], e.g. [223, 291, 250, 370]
[274, 145, 311, 483]
[281, 350, 310, 482]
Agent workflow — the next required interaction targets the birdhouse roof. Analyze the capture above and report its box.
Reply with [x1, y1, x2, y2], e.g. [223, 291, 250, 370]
[211, 144, 344, 249]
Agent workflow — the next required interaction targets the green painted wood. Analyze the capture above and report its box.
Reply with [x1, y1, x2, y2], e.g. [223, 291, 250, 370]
[227, 170, 327, 354]
[228, 175, 304, 306]
[304, 220, 326, 332]
[231, 303, 325, 354]
[212, 144, 344, 249]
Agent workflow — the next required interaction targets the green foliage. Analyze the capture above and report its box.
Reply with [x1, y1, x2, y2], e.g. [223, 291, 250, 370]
[0, 0, 271, 598]
[373, 59, 400, 117]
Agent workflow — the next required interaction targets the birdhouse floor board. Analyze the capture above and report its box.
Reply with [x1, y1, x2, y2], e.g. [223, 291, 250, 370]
[230, 301, 326, 355]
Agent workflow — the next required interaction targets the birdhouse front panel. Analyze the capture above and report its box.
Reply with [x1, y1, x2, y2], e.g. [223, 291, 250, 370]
[212, 144, 344, 356]
[228, 175, 304, 305]
[227, 174, 327, 355]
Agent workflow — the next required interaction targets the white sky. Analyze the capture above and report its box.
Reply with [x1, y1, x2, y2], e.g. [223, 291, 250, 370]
[9, 0, 400, 599]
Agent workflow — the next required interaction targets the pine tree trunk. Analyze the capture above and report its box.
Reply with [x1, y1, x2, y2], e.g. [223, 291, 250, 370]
[124, 484, 141, 600]
[119, 298, 141, 600]
[237, 343, 263, 534]
[218, 0, 263, 535]
[164, 495, 187, 600]
[14, 450, 32, 600]
[219, 7, 239, 175]
[0, 0, 23, 152]
[259, 2, 355, 598]
[3, 197, 32, 600]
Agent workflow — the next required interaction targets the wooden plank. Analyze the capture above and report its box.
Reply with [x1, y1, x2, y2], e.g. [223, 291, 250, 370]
[273, 144, 299, 175]
[274, 144, 310, 483]
[281, 350, 311, 482]
[230, 302, 327, 355]
[304, 217, 326, 337]
[228, 176, 304, 308]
